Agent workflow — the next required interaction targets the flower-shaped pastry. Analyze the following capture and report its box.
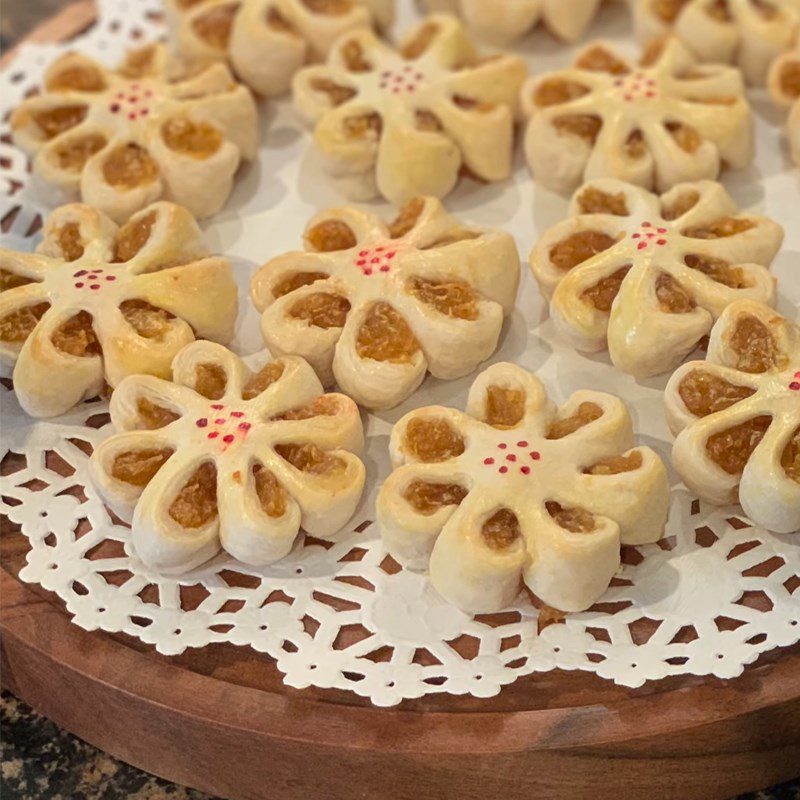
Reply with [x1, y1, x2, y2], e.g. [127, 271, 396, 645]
[168, 0, 394, 96]
[521, 38, 753, 196]
[251, 197, 520, 409]
[530, 179, 782, 378]
[377, 362, 669, 613]
[0, 202, 237, 418]
[292, 14, 526, 202]
[768, 34, 800, 165]
[11, 44, 259, 223]
[421, 0, 603, 45]
[632, 0, 800, 85]
[89, 341, 366, 574]
[665, 301, 800, 534]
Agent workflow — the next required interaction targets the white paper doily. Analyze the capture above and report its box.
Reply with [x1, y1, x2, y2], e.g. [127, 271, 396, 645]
[1, 0, 799, 707]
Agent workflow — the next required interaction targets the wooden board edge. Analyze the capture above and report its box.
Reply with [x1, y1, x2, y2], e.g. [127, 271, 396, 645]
[0, 0, 97, 70]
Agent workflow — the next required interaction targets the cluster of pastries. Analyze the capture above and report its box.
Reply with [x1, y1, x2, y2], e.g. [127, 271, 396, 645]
[2, 0, 797, 619]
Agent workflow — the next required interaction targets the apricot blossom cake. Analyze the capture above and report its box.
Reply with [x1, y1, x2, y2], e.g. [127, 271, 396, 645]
[89, 341, 366, 574]
[292, 14, 526, 202]
[632, 0, 800, 85]
[530, 179, 782, 378]
[168, 0, 394, 96]
[420, 0, 603, 45]
[768, 34, 800, 165]
[377, 362, 670, 613]
[251, 197, 520, 409]
[521, 38, 753, 196]
[11, 44, 258, 222]
[0, 202, 237, 418]
[665, 301, 800, 534]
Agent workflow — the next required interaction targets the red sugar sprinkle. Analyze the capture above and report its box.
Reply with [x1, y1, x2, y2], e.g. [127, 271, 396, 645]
[530, 452, 540, 460]
[506, 454, 516, 462]
[517, 441, 528, 447]
[632, 233, 640, 239]
[230, 411, 244, 418]
[196, 419, 208, 427]
[499, 466, 508, 474]
[484, 457, 494, 465]
[642, 221, 651, 227]
[498, 443, 507, 449]
[223, 434, 235, 444]
[357, 259, 366, 266]
[215, 418, 225, 425]
[75, 282, 84, 288]
[637, 242, 647, 250]
[364, 268, 373, 275]
[657, 227, 667, 233]
[371, 257, 379, 263]
[521, 466, 530, 475]
[74, 269, 87, 277]
[106, 275, 116, 281]
[208, 431, 219, 439]
[90, 284, 100, 290]
[794, 371, 800, 378]
[790, 382, 800, 390]
[211, 404, 224, 410]
[386, 251, 396, 259]
[380, 265, 390, 272]
[239, 422, 251, 431]
[657, 239, 666, 245]
[359, 250, 368, 256]
[110, 103, 120, 113]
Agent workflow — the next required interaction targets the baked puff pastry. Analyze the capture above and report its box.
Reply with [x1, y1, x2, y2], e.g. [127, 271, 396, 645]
[631, 0, 800, 86]
[0, 202, 237, 418]
[292, 15, 526, 203]
[251, 197, 520, 410]
[89, 341, 366, 574]
[376, 362, 670, 613]
[521, 38, 754, 196]
[768, 34, 800, 165]
[168, 0, 393, 97]
[665, 301, 800, 534]
[10, 44, 258, 223]
[530, 179, 782, 378]
[420, 0, 603, 45]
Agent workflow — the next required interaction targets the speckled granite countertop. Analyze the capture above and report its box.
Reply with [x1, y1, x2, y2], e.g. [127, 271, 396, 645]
[0, 689, 797, 800]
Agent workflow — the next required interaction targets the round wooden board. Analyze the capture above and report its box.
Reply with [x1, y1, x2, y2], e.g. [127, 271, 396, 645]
[1, 5, 799, 799]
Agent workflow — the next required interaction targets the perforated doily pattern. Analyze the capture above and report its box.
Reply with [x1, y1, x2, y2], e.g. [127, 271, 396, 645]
[1, 0, 799, 707]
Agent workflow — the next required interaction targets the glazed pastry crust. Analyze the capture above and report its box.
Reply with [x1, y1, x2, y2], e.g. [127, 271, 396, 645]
[292, 15, 526, 203]
[420, 0, 603, 45]
[251, 196, 520, 409]
[0, 202, 237, 418]
[168, 0, 394, 97]
[632, 0, 800, 86]
[377, 362, 670, 613]
[768, 34, 800, 164]
[89, 341, 366, 574]
[665, 301, 800, 534]
[521, 38, 753, 196]
[529, 178, 781, 378]
[11, 45, 258, 222]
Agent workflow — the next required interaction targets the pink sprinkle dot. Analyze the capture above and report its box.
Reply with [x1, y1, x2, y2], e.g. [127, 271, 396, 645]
[238, 422, 251, 431]
[790, 382, 800, 391]
[517, 440, 528, 447]
[211, 404, 224, 410]
[794, 371, 800, 378]
[499, 466, 508, 474]
[521, 466, 530, 475]
[380, 265, 390, 272]
[657, 227, 667, 233]
[498, 443, 507, 449]
[215, 418, 225, 425]
[657, 239, 666, 245]
[632, 233, 640, 239]
[364, 268, 373, 276]
[208, 431, 219, 439]
[646, 232, 655, 238]
[506, 454, 516, 462]
[386, 251, 396, 259]
[484, 457, 494, 465]
[74, 270, 87, 277]
[90, 284, 100, 290]
[230, 411, 244, 418]
[75, 282, 84, 288]
[642, 221, 651, 227]
[357, 259, 366, 266]
[371, 257, 379, 263]
[530, 451, 540, 460]
[359, 250, 368, 256]
[223, 434, 235, 444]
[637, 242, 647, 250]
[196, 418, 208, 427]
